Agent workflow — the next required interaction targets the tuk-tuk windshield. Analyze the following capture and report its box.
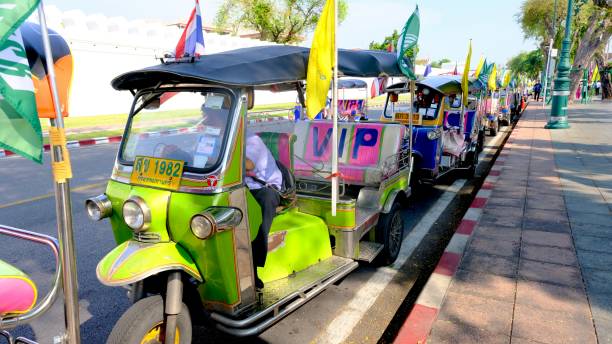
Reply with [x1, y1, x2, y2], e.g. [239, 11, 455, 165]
[383, 87, 440, 120]
[120, 90, 234, 173]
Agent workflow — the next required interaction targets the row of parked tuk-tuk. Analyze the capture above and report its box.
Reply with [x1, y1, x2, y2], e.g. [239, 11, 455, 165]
[1, 45, 527, 344]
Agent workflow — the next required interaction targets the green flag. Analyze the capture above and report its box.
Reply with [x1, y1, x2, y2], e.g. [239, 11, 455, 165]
[478, 61, 492, 90]
[0, 0, 43, 163]
[396, 5, 419, 80]
[0, 0, 40, 45]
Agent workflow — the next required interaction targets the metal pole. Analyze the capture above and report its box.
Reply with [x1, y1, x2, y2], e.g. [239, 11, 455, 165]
[331, 0, 338, 216]
[542, 38, 553, 108]
[37, 3, 81, 344]
[545, 0, 573, 129]
[542, 0, 558, 108]
[409, 80, 414, 156]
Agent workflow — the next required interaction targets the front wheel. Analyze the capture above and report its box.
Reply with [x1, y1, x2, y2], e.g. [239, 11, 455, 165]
[460, 149, 478, 179]
[106, 295, 192, 344]
[374, 201, 404, 266]
[489, 120, 498, 136]
[476, 130, 485, 153]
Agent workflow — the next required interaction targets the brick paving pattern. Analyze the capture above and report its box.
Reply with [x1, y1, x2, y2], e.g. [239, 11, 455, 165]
[428, 103, 612, 344]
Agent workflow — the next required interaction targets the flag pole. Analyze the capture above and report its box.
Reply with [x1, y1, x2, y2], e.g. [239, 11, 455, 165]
[38, 3, 81, 344]
[331, 0, 338, 216]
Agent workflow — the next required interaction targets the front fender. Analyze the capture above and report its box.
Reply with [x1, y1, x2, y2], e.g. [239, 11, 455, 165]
[96, 241, 203, 286]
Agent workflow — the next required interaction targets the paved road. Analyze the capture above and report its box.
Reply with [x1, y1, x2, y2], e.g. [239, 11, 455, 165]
[0, 121, 511, 344]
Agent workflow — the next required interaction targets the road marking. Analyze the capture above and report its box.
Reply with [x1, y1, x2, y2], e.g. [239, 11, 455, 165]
[0, 182, 106, 209]
[315, 127, 511, 344]
[315, 178, 466, 344]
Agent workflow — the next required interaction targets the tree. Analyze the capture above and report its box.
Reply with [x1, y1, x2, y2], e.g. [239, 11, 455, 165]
[368, 30, 419, 59]
[431, 58, 451, 68]
[507, 50, 544, 80]
[214, 0, 348, 44]
[369, 30, 399, 51]
[567, 1, 612, 100]
[517, 0, 612, 100]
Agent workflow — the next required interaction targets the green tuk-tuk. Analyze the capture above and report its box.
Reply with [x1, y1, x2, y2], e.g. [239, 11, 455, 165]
[86, 46, 412, 343]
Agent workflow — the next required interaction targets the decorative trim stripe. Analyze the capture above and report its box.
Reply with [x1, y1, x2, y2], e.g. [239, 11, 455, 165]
[0, 135, 124, 159]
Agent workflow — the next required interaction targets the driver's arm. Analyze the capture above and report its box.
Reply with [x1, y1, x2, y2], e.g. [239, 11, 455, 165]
[246, 158, 255, 171]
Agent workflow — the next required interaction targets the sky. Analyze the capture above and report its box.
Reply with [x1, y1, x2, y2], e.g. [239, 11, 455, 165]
[45, 0, 539, 66]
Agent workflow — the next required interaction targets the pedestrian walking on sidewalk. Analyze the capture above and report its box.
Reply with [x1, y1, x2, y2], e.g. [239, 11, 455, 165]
[533, 82, 542, 101]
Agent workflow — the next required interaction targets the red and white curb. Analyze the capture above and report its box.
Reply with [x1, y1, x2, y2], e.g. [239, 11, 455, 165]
[393, 158, 506, 344]
[0, 135, 123, 158]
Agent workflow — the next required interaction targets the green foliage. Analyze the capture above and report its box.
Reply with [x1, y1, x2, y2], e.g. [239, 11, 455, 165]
[517, 0, 567, 43]
[214, 0, 348, 44]
[507, 50, 544, 80]
[369, 30, 399, 51]
[431, 58, 451, 68]
[368, 30, 419, 58]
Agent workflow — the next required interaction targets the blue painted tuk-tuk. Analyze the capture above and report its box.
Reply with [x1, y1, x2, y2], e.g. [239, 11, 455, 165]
[382, 76, 480, 183]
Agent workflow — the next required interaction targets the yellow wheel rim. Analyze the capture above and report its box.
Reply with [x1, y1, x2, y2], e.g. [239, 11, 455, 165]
[140, 322, 180, 344]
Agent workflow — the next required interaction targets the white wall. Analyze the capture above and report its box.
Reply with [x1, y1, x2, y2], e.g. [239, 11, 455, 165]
[30, 6, 287, 116]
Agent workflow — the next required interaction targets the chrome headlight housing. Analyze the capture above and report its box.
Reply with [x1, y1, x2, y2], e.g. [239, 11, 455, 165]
[427, 129, 441, 140]
[190, 213, 214, 239]
[190, 207, 243, 240]
[122, 196, 151, 232]
[85, 195, 112, 221]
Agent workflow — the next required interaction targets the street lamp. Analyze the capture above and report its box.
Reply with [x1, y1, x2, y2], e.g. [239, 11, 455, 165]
[545, 0, 573, 129]
[541, 0, 558, 108]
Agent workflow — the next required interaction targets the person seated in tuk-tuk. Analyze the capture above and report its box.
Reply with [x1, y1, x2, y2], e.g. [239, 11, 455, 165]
[245, 131, 283, 290]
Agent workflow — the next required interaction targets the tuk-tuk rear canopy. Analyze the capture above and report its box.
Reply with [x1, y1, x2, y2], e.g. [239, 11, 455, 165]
[386, 75, 482, 96]
[111, 45, 406, 91]
[337, 79, 368, 89]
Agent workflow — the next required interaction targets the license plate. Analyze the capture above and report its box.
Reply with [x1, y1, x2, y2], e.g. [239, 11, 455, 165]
[394, 112, 421, 124]
[130, 156, 185, 191]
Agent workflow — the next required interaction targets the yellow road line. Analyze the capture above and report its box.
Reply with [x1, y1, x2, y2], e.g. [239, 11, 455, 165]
[0, 182, 106, 210]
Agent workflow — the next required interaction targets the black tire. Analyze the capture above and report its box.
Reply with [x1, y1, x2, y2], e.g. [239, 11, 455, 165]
[476, 130, 485, 153]
[461, 150, 478, 179]
[107, 295, 192, 344]
[374, 201, 404, 266]
[489, 120, 498, 136]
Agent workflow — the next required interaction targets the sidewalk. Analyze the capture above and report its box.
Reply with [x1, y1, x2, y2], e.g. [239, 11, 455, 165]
[395, 101, 612, 344]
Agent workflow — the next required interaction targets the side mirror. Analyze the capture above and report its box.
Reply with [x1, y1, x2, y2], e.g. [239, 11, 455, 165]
[144, 97, 161, 110]
[247, 88, 255, 110]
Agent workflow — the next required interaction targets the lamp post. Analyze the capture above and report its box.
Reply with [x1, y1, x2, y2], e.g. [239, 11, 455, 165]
[545, 0, 573, 129]
[541, 0, 558, 108]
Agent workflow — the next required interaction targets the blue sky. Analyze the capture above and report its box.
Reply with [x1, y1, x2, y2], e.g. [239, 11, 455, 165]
[45, 0, 538, 66]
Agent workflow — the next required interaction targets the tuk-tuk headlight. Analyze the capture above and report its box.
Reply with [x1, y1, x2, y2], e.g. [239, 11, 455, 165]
[122, 197, 151, 232]
[190, 207, 242, 240]
[85, 195, 112, 221]
[190, 214, 214, 239]
[427, 129, 441, 140]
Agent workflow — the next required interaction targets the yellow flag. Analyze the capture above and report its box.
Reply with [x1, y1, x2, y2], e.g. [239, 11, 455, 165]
[591, 65, 600, 82]
[502, 70, 511, 88]
[473, 56, 484, 78]
[306, 0, 335, 119]
[488, 64, 497, 91]
[462, 40, 472, 104]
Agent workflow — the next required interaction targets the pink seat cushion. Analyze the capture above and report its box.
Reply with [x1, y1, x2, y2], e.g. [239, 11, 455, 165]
[0, 259, 37, 316]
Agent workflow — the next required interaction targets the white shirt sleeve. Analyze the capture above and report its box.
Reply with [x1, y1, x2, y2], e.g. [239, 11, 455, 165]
[245, 134, 283, 190]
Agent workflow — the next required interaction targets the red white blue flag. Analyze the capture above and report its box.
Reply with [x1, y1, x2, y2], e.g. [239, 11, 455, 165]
[175, 0, 205, 58]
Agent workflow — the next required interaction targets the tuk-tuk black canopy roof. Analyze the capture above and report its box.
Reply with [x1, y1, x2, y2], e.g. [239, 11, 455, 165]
[337, 79, 368, 89]
[386, 75, 481, 95]
[112, 45, 406, 91]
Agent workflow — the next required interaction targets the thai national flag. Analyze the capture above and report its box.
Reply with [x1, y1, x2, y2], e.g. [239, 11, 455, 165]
[175, 0, 205, 58]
